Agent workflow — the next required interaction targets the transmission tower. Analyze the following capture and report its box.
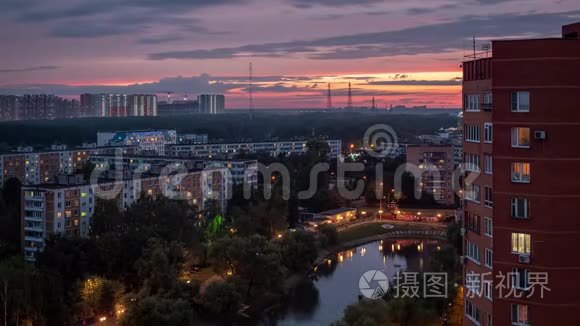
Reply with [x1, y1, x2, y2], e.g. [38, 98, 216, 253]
[347, 82, 353, 109]
[249, 62, 254, 120]
[326, 83, 332, 109]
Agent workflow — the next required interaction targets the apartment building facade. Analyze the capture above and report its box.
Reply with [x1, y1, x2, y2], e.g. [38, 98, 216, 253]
[97, 130, 177, 155]
[0, 146, 137, 188]
[80, 94, 157, 117]
[89, 154, 259, 188]
[462, 22, 580, 326]
[21, 167, 230, 263]
[405, 145, 455, 206]
[167, 139, 343, 159]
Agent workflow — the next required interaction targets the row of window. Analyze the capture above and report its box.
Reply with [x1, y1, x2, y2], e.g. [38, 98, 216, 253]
[466, 299, 530, 325]
[464, 91, 529, 112]
[464, 124, 531, 148]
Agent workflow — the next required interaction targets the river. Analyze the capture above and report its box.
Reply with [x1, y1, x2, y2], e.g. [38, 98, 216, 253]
[259, 238, 443, 325]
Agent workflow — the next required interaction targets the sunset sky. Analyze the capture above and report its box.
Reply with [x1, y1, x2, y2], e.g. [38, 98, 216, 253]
[1, 0, 579, 108]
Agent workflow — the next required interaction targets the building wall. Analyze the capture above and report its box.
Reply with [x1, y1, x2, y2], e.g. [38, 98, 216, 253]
[167, 140, 342, 159]
[462, 61, 494, 326]
[198, 94, 225, 114]
[21, 168, 229, 263]
[405, 145, 455, 206]
[491, 38, 580, 326]
[1, 146, 136, 188]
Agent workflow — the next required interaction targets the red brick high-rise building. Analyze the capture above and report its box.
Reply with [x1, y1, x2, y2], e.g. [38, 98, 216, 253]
[462, 22, 580, 325]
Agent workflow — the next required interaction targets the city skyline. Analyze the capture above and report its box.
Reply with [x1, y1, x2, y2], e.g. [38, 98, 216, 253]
[1, 0, 579, 108]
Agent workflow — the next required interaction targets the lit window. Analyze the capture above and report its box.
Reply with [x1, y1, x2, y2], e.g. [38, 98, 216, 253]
[512, 198, 529, 218]
[511, 233, 531, 254]
[511, 91, 530, 112]
[512, 304, 530, 325]
[511, 162, 530, 183]
[512, 128, 531, 148]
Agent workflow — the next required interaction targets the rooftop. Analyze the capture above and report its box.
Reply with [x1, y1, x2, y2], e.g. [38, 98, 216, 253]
[317, 207, 356, 215]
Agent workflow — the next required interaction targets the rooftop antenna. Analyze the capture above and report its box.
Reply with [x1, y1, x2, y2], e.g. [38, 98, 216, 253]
[249, 62, 254, 120]
[371, 97, 376, 110]
[326, 83, 332, 109]
[347, 82, 353, 109]
[472, 36, 476, 58]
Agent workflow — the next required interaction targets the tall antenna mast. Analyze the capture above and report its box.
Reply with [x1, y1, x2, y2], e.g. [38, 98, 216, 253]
[371, 97, 376, 110]
[249, 62, 253, 120]
[326, 83, 332, 109]
[472, 36, 476, 58]
[347, 82, 353, 109]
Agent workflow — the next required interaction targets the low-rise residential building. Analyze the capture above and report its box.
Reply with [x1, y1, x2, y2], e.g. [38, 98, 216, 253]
[0, 146, 137, 188]
[90, 154, 258, 188]
[167, 139, 342, 159]
[21, 166, 229, 263]
[97, 130, 177, 155]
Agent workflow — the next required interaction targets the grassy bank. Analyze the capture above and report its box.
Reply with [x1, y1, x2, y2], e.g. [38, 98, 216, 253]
[337, 222, 394, 244]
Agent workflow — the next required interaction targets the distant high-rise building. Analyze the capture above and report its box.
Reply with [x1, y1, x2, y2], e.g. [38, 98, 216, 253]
[198, 94, 225, 114]
[157, 100, 199, 116]
[0, 95, 19, 121]
[405, 145, 455, 206]
[128, 94, 157, 116]
[19, 95, 57, 120]
[80, 94, 157, 117]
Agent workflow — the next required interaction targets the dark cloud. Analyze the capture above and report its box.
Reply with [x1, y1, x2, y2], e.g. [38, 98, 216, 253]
[289, 0, 384, 8]
[149, 10, 579, 60]
[0, 65, 60, 73]
[368, 79, 461, 86]
[0, 74, 238, 95]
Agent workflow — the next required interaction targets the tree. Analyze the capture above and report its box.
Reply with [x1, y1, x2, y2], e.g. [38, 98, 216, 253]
[334, 299, 391, 326]
[0, 256, 62, 325]
[121, 295, 194, 326]
[279, 230, 318, 273]
[134, 239, 184, 295]
[1, 177, 21, 209]
[202, 281, 242, 320]
[209, 235, 284, 298]
[78, 276, 123, 317]
[305, 138, 331, 162]
[318, 224, 338, 248]
[0, 178, 22, 256]
[90, 199, 123, 237]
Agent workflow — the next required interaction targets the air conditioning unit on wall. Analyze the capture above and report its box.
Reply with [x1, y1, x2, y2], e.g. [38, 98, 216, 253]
[534, 131, 546, 140]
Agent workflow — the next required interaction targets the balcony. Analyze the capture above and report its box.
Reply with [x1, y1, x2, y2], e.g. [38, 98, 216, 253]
[480, 103, 493, 111]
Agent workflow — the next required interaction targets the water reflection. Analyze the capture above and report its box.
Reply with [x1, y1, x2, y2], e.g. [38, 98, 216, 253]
[261, 238, 442, 325]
